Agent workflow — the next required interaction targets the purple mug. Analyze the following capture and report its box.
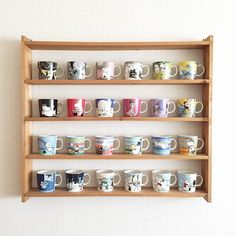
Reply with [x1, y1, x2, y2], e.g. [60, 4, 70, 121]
[150, 99, 176, 117]
[123, 99, 148, 117]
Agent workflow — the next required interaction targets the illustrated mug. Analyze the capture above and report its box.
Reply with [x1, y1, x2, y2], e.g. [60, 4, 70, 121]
[177, 98, 204, 117]
[67, 98, 92, 117]
[124, 61, 150, 80]
[178, 61, 205, 80]
[152, 136, 177, 155]
[66, 136, 92, 155]
[96, 61, 121, 80]
[38, 61, 64, 80]
[178, 135, 204, 155]
[95, 136, 120, 155]
[123, 99, 148, 117]
[152, 170, 177, 192]
[150, 99, 176, 117]
[65, 170, 91, 192]
[124, 170, 148, 192]
[67, 61, 92, 80]
[38, 135, 63, 155]
[124, 136, 150, 155]
[96, 170, 121, 192]
[38, 99, 64, 117]
[177, 170, 203, 192]
[37, 170, 62, 192]
[152, 61, 178, 80]
[95, 98, 121, 117]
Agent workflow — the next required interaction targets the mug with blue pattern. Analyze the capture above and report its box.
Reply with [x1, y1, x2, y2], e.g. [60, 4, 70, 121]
[152, 136, 177, 155]
[124, 136, 150, 155]
[38, 135, 63, 155]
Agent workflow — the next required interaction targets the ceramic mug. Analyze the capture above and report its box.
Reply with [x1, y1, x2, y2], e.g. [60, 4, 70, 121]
[65, 170, 91, 192]
[178, 135, 204, 155]
[96, 61, 121, 80]
[96, 170, 121, 192]
[124, 170, 148, 192]
[177, 170, 203, 192]
[152, 61, 178, 80]
[150, 99, 176, 117]
[123, 98, 148, 117]
[67, 98, 92, 117]
[95, 136, 120, 155]
[152, 170, 177, 192]
[124, 136, 150, 155]
[124, 61, 149, 80]
[178, 61, 205, 80]
[177, 98, 204, 117]
[38, 61, 64, 80]
[152, 136, 177, 155]
[37, 170, 62, 192]
[38, 135, 63, 155]
[66, 136, 92, 155]
[95, 98, 121, 117]
[67, 61, 92, 80]
[38, 99, 63, 117]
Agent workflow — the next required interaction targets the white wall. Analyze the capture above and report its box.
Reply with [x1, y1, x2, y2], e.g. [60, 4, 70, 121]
[0, 0, 235, 235]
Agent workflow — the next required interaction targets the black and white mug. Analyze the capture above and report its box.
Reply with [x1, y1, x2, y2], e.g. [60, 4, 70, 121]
[67, 61, 93, 80]
[38, 99, 63, 117]
[38, 61, 64, 80]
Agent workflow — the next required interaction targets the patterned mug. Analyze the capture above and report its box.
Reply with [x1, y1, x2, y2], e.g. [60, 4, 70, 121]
[67, 99, 92, 117]
[67, 61, 92, 80]
[66, 136, 92, 155]
[123, 99, 148, 117]
[150, 99, 176, 117]
[95, 136, 120, 155]
[38, 135, 63, 155]
[38, 99, 64, 117]
[124, 61, 150, 80]
[152, 61, 178, 80]
[152, 136, 177, 155]
[96, 98, 121, 117]
[38, 61, 64, 80]
[178, 61, 205, 80]
[124, 136, 150, 155]
[177, 98, 204, 117]
[96, 61, 121, 80]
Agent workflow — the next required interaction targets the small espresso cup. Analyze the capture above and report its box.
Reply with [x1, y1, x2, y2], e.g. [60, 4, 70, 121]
[124, 136, 150, 155]
[38, 61, 64, 80]
[123, 98, 148, 117]
[65, 170, 91, 192]
[178, 61, 205, 80]
[95, 98, 121, 117]
[124, 170, 148, 192]
[177, 170, 203, 192]
[67, 61, 92, 80]
[67, 98, 92, 117]
[37, 170, 62, 192]
[150, 99, 176, 117]
[38, 135, 63, 155]
[66, 136, 92, 155]
[38, 99, 64, 117]
[124, 61, 150, 80]
[96, 170, 121, 192]
[152, 61, 178, 80]
[152, 170, 177, 192]
[95, 136, 120, 155]
[152, 136, 177, 155]
[177, 98, 204, 117]
[178, 135, 204, 155]
[96, 61, 121, 80]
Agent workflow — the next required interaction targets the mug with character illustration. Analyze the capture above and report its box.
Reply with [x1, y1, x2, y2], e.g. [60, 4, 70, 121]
[38, 135, 63, 155]
[38, 61, 64, 80]
[124, 136, 150, 155]
[177, 98, 204, 117]
[124, 61, 150, 80]
[95, 98, 121, 117]
[38, 99, 64, 117]
[67, 98, 92, 117]
[178, 61, 205, 80]
[123, 98, 148, 117]
[150, 99, 176, 117]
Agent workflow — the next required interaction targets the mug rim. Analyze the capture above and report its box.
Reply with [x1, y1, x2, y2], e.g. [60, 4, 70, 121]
[150, 98, 169, 100]
[38, 135, 57, 138]
[179, 61, 198, 64]
[124, 169, 142, 175]
[124, 61, 143, 64]
[66, 136, 85, 138]
[95, 136, 114, 139]
[65, 169, 84, 174]
[178, 135, 198, 138]
[177, 98, 197, 101]
[96, 169, 115, 175]
[153, 61, 172, 64]
[177, 170, 197, 175]
[152, 170, 171, 175]
[67, 61, 86, 64]
[67, 98, 85, 101]
[124, 136, 142, 139]
[37, 170, 56, 175]
[96, 61, 115, 64]
[38, 61, 57, 64]
[95, 98, 114, 101]
[123, 98, 141, 100]
[38, 99, 58, 101]
[152, 135, 172, 139]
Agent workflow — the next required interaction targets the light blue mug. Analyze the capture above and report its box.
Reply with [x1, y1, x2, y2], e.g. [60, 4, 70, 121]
[38, 135, 63, 155]
[152, 136, 177, 155]
[124, 136, 150, 155]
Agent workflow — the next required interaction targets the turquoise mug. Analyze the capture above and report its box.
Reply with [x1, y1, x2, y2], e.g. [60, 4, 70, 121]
[124, 136, 150, 155]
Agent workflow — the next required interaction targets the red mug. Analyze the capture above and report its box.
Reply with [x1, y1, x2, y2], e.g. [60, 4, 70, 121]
[123, 98, 148, 117]
[67, 99, 92, 117]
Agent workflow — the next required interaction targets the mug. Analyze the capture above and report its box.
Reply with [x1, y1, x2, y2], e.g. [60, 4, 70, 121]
[95, 98, 121, 117]
[67, 61, 92, 80]
[124, 136, 150, 155]
[177, 170, 203, 192]
[37, 170, 62, 192]
[152, 136, 177, 155]
[95, 136, 120, 155]
[152, 170, 177, 192]
[67, 99, 92, 117]
[38, 61, 64, 80]
[178, 135, 204, 155]
[38, 99, 63, 117]
[177, 98, 204, 117]
[66, 136, 92, 155]
[150, 99, 176, 117]
[124, 170, 148, 192]
[96, 170, 121, 192]
[38, 135, 63, 155]
[65, 170, 91, 192]
[124, 61, 149, 80]
[123, 99, 148, 117]
[96, 61, 121, 80]
[152, 61, 178, 80]
[178, 61, 205, 80]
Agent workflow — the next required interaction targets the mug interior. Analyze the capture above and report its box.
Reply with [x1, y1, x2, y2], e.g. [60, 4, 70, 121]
[37, 170, 55, 175]
[65, 169, 83, 175]
[152, 135, 171, 139]
[124, 170, 142, 175]
[96, 169, 114, 175]
[38, 135, 57, 138]
[95, 136, 114, 139]
[177, 170, 197, 175]
[152, 170, 170, 175]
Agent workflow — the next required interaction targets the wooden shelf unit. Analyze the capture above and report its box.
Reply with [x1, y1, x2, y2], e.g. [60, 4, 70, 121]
[21, 35, 212, 202]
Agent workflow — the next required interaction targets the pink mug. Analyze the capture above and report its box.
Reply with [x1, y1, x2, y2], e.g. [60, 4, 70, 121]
[123, 98, 148, 117]
[67, 99, 92, 117]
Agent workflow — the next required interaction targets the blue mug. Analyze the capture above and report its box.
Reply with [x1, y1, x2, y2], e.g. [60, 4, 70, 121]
[152, 136, 177, 155]
[38, 135, 63, 155]
[37, 170, 62, 192]
[95, 98, 121, 117]
[124, 136, 150, 155]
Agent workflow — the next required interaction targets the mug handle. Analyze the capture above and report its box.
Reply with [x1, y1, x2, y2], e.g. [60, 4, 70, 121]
[168, 101, 176, 114]
[113, 100, 121, 113]
[55, 66, 64, 78]
[56, 138, 64, 151]
[113, 174, 121, 186]
[196, 64, 205, 77]
[140, 101, 148, 114]
[114, 65, 122, 78]
[113, 138, 120, 151]
[170, 65, 178, 77]
[170, 139, 177, 151]
[84, 101, 93, 114]
[84, 138, 92, 151]
[197, 138, 204, 151]
[196, 175, 204, 187]
[83, 173, 91, 186]
[141, 173, 149, 186]
[85, 65, 93, 78]
[142, 65, 150, 77]
[195, 102, 204, 114]
[170, 174, 177, 186]
[142, 138, 150, 151]
[57, 103, 64, 115]
[55, 173, 63, 187]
